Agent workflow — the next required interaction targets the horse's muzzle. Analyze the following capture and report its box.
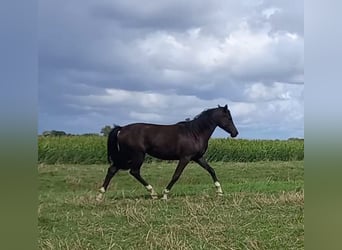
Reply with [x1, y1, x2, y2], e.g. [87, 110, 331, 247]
[231, 131, 239, 138]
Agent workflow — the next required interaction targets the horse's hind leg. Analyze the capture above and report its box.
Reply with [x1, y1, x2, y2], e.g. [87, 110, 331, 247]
[194, 157, 223, 196]
[96, 164, 119, 201]
[129, 152, 158, 199]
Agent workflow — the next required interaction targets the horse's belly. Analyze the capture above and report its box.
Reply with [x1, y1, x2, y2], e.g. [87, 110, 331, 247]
[147, 148, 179, 161]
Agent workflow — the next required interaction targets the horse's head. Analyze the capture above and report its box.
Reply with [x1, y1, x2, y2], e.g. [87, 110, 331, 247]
[212, 105, 239, 138]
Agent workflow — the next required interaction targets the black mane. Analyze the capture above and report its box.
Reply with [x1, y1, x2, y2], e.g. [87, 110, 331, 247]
[177, 108, 215, 123]
[193, 108, 216, 120]
[176, 108, 216, 134]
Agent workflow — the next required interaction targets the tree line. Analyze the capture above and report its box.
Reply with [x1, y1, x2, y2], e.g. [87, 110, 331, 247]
[41, 125, 113, 137]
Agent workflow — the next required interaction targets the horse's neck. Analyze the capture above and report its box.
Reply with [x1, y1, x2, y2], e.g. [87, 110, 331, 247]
[193, 118, 217, 140]
[202, 123, 217, 140]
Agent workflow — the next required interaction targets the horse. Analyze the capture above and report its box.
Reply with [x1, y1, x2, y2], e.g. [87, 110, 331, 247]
[96, 105, 238, 201]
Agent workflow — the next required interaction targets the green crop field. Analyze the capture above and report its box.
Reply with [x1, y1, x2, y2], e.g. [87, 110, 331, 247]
[38, 161, 304, 249]
[38, 136, 304, 164]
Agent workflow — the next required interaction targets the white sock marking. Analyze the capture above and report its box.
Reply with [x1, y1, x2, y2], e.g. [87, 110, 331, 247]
[214, 181, 221, 187]
[145, 185, 153, 191]
[214, 182, 223, 194]
[161, 189, 169, 200]
[96, 192, 104, 201]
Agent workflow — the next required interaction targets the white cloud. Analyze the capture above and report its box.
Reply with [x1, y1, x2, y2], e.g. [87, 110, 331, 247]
[69, 88, 235, 122]
[134, 21, 303, 86]
[262, 7, 281, 19]
[67, 85, 303, 138]
[129, 111, 163, 122]
[39, 0, 304, 139]
[243, 82, 302, 102]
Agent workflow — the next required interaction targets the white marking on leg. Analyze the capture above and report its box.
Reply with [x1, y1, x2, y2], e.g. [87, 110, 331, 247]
[161, 189, 169, 200]
[96, 193, 103, 201]
[145, 185, 158, 199]
[96, 187, 106, 201]
[214, 181, 223, 195]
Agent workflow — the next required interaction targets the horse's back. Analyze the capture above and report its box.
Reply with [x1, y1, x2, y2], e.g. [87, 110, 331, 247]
[118, 123, 189, 159]
[119, 122, 206, 160]
[120, 122, 178, 144]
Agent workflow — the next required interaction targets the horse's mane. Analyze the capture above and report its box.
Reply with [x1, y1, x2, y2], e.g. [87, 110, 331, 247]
[176, 108, 216, 133]
[193, 108, 216, 120]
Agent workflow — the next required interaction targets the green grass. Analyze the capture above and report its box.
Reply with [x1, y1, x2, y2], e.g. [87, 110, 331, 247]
[38, 161, 304, 249]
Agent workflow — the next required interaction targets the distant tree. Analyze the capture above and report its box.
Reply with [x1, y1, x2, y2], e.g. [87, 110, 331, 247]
[42, 131, 51, 136]
[185, 118, 191, 121]
[42, 130, 67, 136]
[82, 133, 99, 137]
[100, 125, 112, 136]
[288, 137, 304, 141]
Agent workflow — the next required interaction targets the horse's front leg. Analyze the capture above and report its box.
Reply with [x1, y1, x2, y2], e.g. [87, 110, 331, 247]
[194, 157, 223, 196]
[162, 158, 190, 200]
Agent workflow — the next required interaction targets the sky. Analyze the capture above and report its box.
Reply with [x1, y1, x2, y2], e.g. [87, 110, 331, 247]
[38, 0, 303, 139]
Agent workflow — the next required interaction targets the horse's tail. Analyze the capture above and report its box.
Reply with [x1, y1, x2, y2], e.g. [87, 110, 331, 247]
[107, 125, 122, 164]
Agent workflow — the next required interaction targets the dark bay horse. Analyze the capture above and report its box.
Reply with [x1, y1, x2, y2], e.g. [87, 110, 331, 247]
[96, 105, 238, 201]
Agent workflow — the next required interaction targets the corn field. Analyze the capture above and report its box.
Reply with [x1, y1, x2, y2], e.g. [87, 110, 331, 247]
[38, 136, 304, 164]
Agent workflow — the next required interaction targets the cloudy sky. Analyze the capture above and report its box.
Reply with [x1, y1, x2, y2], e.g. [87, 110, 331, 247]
[38, 0, 303, 139]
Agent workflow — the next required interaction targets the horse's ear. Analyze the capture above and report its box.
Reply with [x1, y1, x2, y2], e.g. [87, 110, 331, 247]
[224, 104, 228, 109]
[218, 104, 221, 108]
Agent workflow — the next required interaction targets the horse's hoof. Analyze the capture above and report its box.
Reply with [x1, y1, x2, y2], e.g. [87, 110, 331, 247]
[96, 193, 104, 202]
[151, 194, 158, 200]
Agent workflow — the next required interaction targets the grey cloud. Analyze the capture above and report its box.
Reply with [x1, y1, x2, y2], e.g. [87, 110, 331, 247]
[264, 0, 303, 35]
[39, 0, 303, 138]
[89, 1, 242, 31]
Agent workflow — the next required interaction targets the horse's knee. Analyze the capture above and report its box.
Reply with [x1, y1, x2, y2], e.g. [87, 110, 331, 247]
[129, 169, 139, 176]
[107, 166, 117, 175]
[208, 168, 216, 176]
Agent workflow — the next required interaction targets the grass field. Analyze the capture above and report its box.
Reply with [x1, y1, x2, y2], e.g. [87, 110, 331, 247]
[38, 161, 304, 249]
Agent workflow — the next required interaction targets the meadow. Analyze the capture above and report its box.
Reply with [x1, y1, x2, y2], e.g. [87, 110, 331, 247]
[38, 160, 304, 249]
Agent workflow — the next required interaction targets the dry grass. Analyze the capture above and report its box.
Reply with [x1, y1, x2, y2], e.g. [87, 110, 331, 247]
[39, 161, 304, 249]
